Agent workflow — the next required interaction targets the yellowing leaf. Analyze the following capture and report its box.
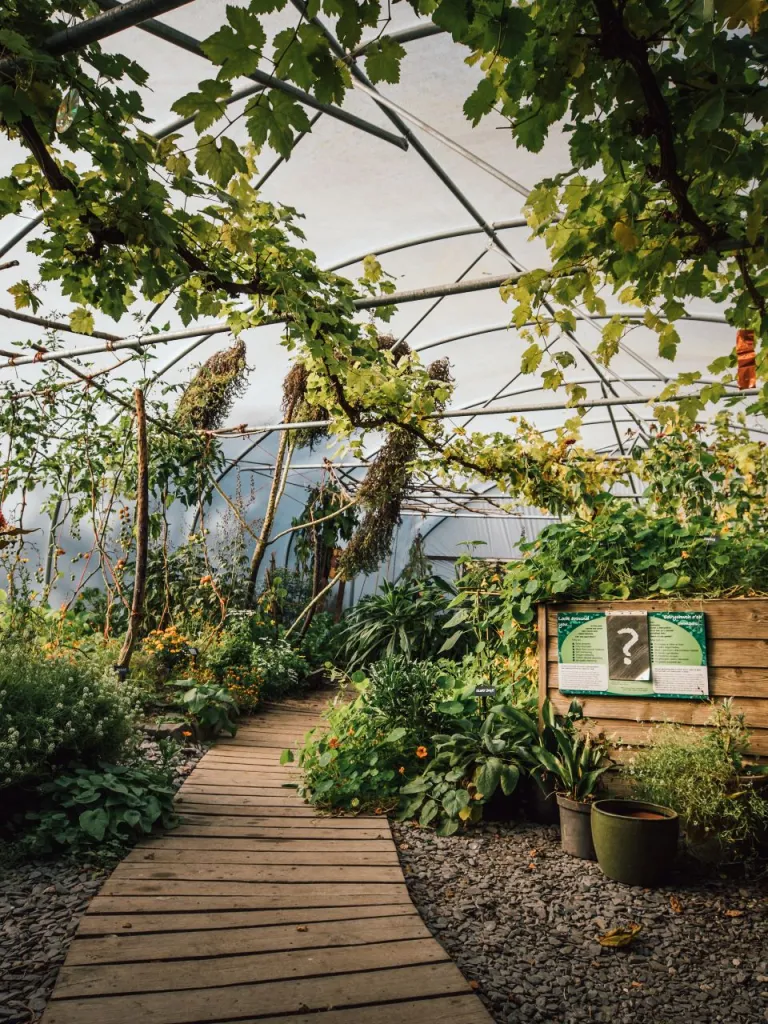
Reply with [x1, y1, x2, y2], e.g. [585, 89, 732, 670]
[716, 0, 766, 31]
[69, 307, 94, 336]
[670, 895, 683, 914]
[612, 221, 639, 251]
[597, 922, 642, 948]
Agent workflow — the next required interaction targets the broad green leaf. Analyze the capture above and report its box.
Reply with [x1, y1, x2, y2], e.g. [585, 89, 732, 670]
[364, 37, 407, 85]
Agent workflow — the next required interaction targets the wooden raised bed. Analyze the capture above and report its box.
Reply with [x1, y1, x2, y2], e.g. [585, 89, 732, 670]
[538, 599, 768, 757]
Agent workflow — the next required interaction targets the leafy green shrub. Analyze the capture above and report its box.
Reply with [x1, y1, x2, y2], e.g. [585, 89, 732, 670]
[293, 698, 423, 812]
[340, 578, 458, 669]
[169, 681, 239, 736]
[298, 613, 344, 674]
[22, 752, 179, 858]
[624, 701, 768, 862]
[364, 655, 454, 735]
[251, 638, 308, 701]
[398, 701, 538, 835]
[0, 649, 138, 789]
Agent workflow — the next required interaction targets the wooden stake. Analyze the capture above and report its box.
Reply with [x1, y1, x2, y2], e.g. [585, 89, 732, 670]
[117, 389, 149, 671]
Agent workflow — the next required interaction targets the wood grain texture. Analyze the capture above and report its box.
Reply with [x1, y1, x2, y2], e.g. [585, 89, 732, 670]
[40, 696, 492, 1024]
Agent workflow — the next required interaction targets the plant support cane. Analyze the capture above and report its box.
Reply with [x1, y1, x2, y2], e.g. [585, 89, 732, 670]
[116, 388, 149, 673]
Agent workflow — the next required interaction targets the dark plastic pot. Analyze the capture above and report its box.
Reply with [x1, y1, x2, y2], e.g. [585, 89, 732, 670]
[557, 794, 596, 860]
[522, 774, 559, 825]
[591, 799, 679, 887]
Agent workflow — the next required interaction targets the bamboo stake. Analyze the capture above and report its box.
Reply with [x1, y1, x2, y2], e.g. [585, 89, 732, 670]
[117, 389, 149, 670]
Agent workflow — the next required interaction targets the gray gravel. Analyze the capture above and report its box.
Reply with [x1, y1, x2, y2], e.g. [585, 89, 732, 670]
[0, 739, 206, 1024]
[393, 819, 768, 1024]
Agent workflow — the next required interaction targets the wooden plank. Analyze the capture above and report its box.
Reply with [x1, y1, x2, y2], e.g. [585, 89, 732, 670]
[124, 848, 399, 866]
[173, 816, 387, 833]
[77, 904, 417, 936]
[99, 880, 405, 899]
[54, 938, 447, 998]
[251, 995, 493, 1024]
[546, 598, 768, 639]
[173, 784, 302, 798]
[563, 717, 768, 754]
[547, 661, 768, 698]
[88, 889, 412, 914]
[66, 914, 428, 966]
[547, 690, 768, 728]
[547, 633, 768, 666]
[41, 963, 473, 1024]
[135, 837, 393, 853]
[114, 864, 402, 884]
[175, 802, 317, 818]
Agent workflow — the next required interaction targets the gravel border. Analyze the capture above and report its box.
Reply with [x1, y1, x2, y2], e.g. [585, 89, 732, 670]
[0, 739, 207, 1024]
[393, 819, 768, 1024]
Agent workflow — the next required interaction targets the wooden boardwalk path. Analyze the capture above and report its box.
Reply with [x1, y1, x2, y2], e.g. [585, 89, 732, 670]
[41, 693, 493, 1024]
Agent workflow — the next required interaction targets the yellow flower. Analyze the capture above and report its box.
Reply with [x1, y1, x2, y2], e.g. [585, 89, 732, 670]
[416, 746, 428, 759]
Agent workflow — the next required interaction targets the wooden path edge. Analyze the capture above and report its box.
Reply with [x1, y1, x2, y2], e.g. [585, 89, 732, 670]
[40, 690, 494, 1024]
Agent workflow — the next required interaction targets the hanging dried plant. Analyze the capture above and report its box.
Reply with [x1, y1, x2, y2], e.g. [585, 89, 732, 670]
[338, 357, 452, 579]
[283, 360, 331, 451]
[174, 339, 248, 431]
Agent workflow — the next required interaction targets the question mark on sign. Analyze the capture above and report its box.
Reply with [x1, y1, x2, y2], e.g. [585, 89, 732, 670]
[617, 627, 639, 665]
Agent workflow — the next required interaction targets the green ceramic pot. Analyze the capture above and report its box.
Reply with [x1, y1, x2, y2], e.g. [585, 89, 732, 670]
[591, 799, 679, 887]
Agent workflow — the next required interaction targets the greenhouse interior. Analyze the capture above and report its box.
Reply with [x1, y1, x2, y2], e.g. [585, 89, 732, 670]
[1, 2, 768, 1023]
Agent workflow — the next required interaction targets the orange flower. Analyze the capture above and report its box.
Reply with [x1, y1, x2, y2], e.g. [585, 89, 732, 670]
[182, 730, 192, 738]
[398, 766, 405, 775]
[681, 550, 690, 559]
[348, 728, 355, 736]
[416, 746, 428, 759]
[329, 736, 340, 749]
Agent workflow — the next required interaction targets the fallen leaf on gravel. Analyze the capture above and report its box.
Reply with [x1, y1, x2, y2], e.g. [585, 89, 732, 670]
[469, 981, 480, 990]
[400, 843, 409, 850]
[597, 923, 642, 948]
[446, 889, 455, 898]
[631, 981, 643, 988]
[529, 849, 537, 857]
[724, 909, 744, 917]
[669, 895, 683, 914]
[296, 926, 308, 932]
[528, 862, 536, 870]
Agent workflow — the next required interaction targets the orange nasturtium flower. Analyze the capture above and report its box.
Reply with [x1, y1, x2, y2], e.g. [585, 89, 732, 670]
[328, 736, 340, 749]
[416, 746, 428, 759]
[182, 730, 192, 738]
[681, 550, 690, 559]
[398, 766, 406, 775]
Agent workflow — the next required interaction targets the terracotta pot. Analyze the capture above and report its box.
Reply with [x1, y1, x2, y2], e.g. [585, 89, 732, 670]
[556, 793, 596, 860]
[591, 799, 679, 886]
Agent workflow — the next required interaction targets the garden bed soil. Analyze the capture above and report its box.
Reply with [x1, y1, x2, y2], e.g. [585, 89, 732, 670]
[392, 819, 768, 1024]
[0, 739, 207, 1024]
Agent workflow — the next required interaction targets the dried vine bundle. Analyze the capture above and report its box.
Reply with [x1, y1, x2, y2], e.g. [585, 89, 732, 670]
[283, 361, 330, 450]
[338, 357, 452, 579]
[174, 339, 248, 431]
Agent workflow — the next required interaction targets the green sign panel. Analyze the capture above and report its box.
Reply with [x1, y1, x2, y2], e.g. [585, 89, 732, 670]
[557, 610, 708, 700]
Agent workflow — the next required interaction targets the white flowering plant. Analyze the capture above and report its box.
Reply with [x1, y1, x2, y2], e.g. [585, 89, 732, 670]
[0, 648, 139, 789]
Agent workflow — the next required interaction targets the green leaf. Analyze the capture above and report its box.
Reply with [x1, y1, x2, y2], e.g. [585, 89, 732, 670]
[280, 748, 295, 764]
[438, 630, 463, 653]
[499, 764, 520, 796]
[364, 37, 407, 85]
[474, 757, 502, 799]
[464, 77, 497, 126]
[656, 571, 678, 590]
[690, 91, 725, 133]
[79, 808, 109, 841]
[419, 798, 438, 826]
[201, 6, 267, 78]
[195, 135, 248, 186]
[385, 726, 407, 743]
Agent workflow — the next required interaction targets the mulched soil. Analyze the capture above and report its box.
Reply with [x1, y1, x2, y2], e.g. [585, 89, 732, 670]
[392, 819, 768, 1024]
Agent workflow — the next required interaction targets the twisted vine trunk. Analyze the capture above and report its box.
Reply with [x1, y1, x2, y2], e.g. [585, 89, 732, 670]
[117, 389, 149, 671]
[245, 403, 296, 605]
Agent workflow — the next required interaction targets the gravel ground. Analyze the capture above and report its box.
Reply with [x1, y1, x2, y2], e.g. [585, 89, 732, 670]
[393, 819, 768, 1024]
[0, 739, 206, 1024]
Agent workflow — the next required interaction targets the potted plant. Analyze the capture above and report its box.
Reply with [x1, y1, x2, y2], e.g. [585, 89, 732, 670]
[591, 798, 679, 886]
[529, 699, 611, 859]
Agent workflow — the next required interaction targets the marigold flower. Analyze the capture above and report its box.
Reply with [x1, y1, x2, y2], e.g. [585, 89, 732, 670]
[328, 736, 340, 749]
[416, 746, 428, 759]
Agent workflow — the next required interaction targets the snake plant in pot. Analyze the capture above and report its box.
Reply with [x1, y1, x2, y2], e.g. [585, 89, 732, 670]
[530, 700, 611, 859]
